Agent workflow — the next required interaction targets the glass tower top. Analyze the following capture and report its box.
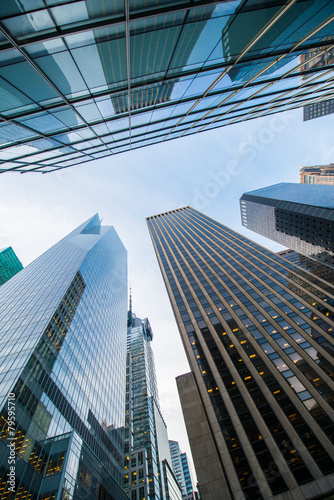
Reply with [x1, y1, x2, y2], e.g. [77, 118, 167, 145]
[0, 0, 333, 173]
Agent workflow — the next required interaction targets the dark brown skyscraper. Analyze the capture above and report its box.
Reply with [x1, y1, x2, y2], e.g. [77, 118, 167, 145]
[147, 206, 334, 500]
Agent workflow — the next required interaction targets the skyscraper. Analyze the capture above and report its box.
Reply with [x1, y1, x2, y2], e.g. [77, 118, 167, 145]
[300, 165, 334, 185]
[0, 214, 129, 500]
[147, 206, 334, 500]
[300, 43, 334, 121]
[180, 452, 194, 498]
[277, 249, 334, 286]
[0, 1, 334, 173]
[0, 246, 23, 286]
[240, 182, 334, 269]
[125, 301, 181, 500]
[169, 440, 187, 496]
[169, 440, 196, 499]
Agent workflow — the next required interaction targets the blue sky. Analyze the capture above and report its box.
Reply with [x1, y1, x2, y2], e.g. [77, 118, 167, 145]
[1, 106, 334, 482]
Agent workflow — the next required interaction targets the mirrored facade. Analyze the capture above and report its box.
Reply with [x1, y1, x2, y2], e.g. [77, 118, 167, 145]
[169, 440, 195, 498]
[180, 452, 194, 498]
[0, 1, 334, 173]
[240, 182, 334, 269]
[300, 164, 334, 185]
[147, 206, 334, 500]
[0, 214, 128, 500]
[0, 247, 23, 286]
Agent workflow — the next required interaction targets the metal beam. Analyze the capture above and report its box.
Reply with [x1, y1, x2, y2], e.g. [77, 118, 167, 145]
[0, 66, 333, 155]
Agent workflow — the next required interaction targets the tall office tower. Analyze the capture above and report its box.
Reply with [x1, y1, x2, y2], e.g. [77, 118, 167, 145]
[0, 1, 334, 173]
[0, 246, 23, 285]
[299, 165, 334, 185]
[0, 214, 129, 500]
[147, 206, 334, 500]
[125, 301, 181, 500]
[169, 440, 187, 496]
[180, 452, 195, 498]
[240, 183, 334, 269]
[277, 249, 334, 285]
[299, 43, 334, 82]
[169, 440, 196, 499]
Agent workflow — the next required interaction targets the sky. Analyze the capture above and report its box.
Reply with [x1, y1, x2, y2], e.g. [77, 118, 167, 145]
[1, 107, 334, 485]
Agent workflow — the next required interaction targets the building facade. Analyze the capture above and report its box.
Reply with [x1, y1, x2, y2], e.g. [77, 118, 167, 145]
[161, 459, 183, 500]
[169, 440, 195, 499]
[0, 1, 334, 173]
[277, 249, 334, 285]
[125, 303, 181, 500]
[240, 182, 334, 269]
[147, 206, 334, 500]
[303, 99, 334, 121]
[180, 452, 194, 498]
[169, 441, 187, 496]
[0, 247, 23, 286]
[299, 165, 334, 185]
[0, 214, 129, 500]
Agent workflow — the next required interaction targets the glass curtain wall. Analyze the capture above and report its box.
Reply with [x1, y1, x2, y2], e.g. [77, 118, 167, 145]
[0, 1, 333, 172]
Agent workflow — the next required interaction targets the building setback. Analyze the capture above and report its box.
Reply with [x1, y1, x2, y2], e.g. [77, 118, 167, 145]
[0, 214, 129, 500]
[240, 183, 334, 270]
[0, 246, 23, 286]
[0, 1, 334, 173]
[147, 206, 334, 500]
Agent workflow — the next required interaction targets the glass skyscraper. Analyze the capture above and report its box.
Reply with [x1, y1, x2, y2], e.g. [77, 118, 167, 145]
[125, 301, 181, 500]
[0, 214, 128, 500]
[240, 183, 334, 270]
[0, 247, 23, 286]
[0, 1, 334, 173]
[147, 206, 334, 500]
[277, 249, 334, 286]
